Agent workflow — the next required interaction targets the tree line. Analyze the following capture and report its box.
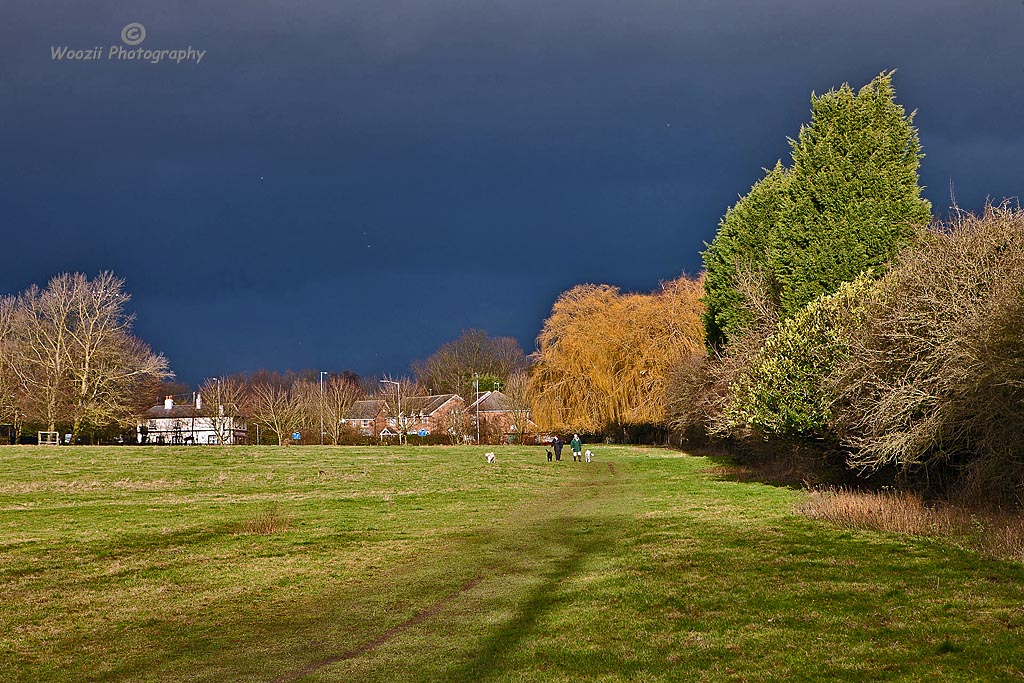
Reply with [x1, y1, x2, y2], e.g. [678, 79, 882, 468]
[189, 370, 364, 446]
[180, 338, 534, 446]
[528, 71, 1024, 504]
[0, 285, 537, 444]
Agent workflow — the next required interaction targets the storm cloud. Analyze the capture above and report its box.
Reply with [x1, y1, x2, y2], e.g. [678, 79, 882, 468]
[2, 0, 1022, 382]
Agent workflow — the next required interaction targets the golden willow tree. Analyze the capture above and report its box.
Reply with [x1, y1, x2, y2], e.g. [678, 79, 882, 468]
[529, 275, 705, 433]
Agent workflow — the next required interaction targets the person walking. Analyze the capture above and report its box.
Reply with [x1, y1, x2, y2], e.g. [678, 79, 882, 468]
[570, 434, 582, 462]
[552, 436, 563, 461]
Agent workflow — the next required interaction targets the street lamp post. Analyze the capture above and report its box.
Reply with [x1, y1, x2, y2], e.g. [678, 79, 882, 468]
[319, 371, 328, 446]
[379, 379, 402, 445]
[216, 377, 222, 445]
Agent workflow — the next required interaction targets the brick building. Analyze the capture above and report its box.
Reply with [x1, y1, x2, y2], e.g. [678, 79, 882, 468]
[466, 390, 536, 443]
[341, 399, 388, 436]
[342, 394, 466, 437]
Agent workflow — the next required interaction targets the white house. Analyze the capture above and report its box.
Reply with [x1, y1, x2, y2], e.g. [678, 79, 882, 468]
[138, 395, 247, 445]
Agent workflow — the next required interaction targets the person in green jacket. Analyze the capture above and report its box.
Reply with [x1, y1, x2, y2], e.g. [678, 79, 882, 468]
[570, 434, 582, 462]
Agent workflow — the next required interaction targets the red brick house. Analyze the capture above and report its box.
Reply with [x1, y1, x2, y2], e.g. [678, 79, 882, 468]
[342, 394, 466, 437]
[341, 400, 388, 436]
[394, 394, 465, 436]
[466, 390, 536, 443]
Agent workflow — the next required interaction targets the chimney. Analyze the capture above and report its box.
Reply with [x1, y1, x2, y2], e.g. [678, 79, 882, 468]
[195, 394, 202, 410]
[164, 395, 174, 411]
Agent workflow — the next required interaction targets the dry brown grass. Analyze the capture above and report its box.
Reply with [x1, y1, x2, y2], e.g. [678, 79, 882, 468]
[798, 487, 1024, 562]
[240, 503, 293, 535]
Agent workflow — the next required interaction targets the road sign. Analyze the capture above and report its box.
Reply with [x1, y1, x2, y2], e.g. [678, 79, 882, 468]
[417, 429, 428, 437]
[291, 432, 301, 441]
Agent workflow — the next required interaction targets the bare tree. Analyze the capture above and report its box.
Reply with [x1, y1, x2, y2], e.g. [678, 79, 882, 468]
[290, 379, 322, 441]
[9, 278, 76, 431]
[62, 273, 171, 438]
[250, 382, 304, 445]
[1, 272, 170, 440]
[321, 374, 362, 444]
[198, 376, 249, 445]
[434, 403, 471, 444]
[0, 296, 26, 437]
[503, 370, 537, 443]
[79, 333, 169, 436]
[413, 329, 527, 399]
[376, 375, 425, 443]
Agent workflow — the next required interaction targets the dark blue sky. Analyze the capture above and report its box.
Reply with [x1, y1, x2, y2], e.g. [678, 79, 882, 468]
[2, 1, 1023, 385]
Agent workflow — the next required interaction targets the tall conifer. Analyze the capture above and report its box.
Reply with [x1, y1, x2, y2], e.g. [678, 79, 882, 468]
[701, 71, 932, 345]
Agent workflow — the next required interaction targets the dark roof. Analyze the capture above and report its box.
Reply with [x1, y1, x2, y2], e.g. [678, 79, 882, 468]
[401, 394, 462, 415]
[145, 404, 218, 419]
[345, 400, 386, 420]
[467, 390, 516, 412]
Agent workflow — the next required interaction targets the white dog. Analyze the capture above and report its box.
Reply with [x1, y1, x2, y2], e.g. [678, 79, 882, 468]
[584, 449, 593, 463]
[485, 452, 496, 464]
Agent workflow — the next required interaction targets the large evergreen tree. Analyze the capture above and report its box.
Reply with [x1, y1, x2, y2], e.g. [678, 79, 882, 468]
[770, 72, 932, 317]
[701, 71, 932, 346]
[701, 162, 789, 348]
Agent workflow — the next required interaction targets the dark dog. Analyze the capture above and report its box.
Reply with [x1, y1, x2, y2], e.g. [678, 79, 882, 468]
[546, 449, 553, 461]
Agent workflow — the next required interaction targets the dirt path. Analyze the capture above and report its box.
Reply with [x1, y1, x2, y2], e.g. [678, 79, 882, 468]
[270, 576, 483, 683]
[271, 458, 626, 683]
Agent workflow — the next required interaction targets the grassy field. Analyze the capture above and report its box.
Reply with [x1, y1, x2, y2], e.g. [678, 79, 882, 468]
[1, 444, 1023, 682]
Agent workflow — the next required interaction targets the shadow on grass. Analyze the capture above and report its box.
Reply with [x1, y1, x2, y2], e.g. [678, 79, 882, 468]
[696, 440, 861, 491]
[444, 512, 628, 683]
[267, 467, 633, 683]
[701, 454, 810, 490]
[67, 455, 1024, 683]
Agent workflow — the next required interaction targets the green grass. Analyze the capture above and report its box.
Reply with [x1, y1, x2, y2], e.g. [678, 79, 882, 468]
[2, 445, 1023, 682]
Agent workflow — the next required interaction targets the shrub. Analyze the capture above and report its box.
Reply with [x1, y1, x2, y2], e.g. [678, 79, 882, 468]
[666, 351, 717, 438]
[833, 204, 1024, 503]
[670, 268, 778, 439]
[726, 275, 876, 437]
